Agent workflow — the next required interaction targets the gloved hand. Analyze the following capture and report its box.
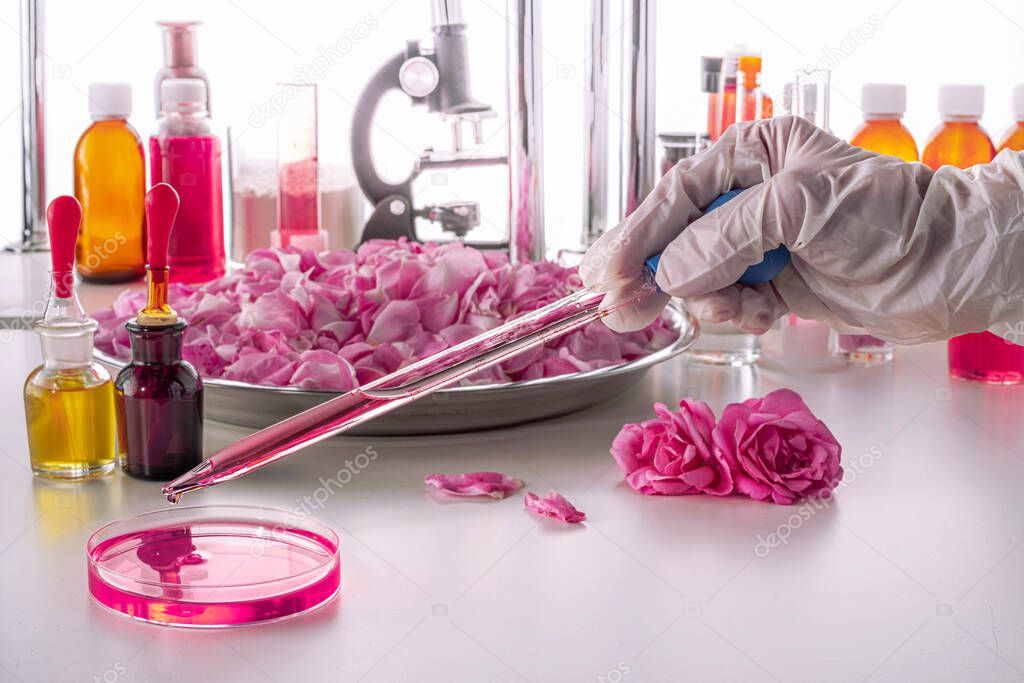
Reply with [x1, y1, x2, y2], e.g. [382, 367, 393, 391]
[579, 115, 1024, 344]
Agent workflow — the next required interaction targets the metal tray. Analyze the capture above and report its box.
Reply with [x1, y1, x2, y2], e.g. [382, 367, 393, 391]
[95, 304, 696, 435]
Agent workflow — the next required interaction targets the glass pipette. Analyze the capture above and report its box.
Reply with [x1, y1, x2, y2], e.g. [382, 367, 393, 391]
[163, 191, 788, 503]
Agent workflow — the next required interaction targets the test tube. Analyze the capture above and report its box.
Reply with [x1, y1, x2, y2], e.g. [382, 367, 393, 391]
[794, 68, 831, 132]
[274, 83, 326, 251]
[765, 68, 842, 369]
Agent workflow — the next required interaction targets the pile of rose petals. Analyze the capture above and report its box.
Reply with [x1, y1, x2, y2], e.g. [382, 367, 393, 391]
[93, 240, 676, 391]
[611, 389, 843, 505]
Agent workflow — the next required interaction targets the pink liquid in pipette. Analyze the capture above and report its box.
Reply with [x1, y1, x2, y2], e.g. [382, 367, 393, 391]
[88, 520, 340, 627]
[948, 331, 1024, 384]
[149, 136, 226, 283]
[164, 284, 646, 501]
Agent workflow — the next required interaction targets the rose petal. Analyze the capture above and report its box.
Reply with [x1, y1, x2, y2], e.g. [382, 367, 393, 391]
[425, 472, 524, 499]
[523, 490, 587, 523]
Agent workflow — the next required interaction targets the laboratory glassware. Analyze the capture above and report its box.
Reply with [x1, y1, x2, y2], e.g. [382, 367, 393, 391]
[770, 68, 840, 369]
[87, 505, 340, 627]
[24, 197, 117, 479]
[657, 142, 761, 366]
[736, 53, 773, 122]
[701, 56, 723, 144]
[115, 184, 204, 480]
[273, 84, 326, 251]
[150, 78, 226, 283]
[74, 82, 145, 282]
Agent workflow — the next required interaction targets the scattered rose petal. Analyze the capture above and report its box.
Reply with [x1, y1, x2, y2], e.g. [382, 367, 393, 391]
[712, 389, 843, 505]
[93, 239, 674, 389]
[425, 472, 524, 499]
[611, 399, 733, 496]
[523, 490, 587, 523]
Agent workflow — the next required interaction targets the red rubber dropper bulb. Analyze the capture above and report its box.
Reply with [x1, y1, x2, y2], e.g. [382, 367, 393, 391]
[46, 196, 82, 298]
[138, 183, 181, 326]
[146, 183, 180, 270]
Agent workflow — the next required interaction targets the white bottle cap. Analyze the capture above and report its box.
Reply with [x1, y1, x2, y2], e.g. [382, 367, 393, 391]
[723, 44, 753, 77]
[861, 83, 906, 116]
[88, 82, 132, 119]
[938, 84, 985, 119]
[1012, 83, 1024, 121]
[161, 78, 207, 112]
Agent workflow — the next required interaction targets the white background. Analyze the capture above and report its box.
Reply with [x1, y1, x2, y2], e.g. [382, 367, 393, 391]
[1, 0, 1022, 250]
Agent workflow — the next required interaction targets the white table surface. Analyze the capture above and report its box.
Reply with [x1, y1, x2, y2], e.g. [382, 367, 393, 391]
[2, 252, 1023, 683]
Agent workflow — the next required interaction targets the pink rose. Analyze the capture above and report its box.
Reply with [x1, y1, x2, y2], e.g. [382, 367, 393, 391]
[610, 400, 733, 496]
[712, 389, 843, 505]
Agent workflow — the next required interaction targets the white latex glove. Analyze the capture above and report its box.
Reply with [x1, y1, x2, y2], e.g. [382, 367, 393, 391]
[579, 116, 1024, 344]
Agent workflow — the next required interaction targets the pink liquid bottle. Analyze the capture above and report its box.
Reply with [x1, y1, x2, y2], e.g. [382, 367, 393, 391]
[150, 78, 225, 283]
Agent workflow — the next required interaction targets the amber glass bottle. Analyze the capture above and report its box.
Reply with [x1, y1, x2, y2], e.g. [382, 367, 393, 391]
[995, 83, 1024, 154]
[73, 82, 146, 282]
[839, 84, 918, 366]
[921, 85, 995, 170]
[850, 84, 918, 162]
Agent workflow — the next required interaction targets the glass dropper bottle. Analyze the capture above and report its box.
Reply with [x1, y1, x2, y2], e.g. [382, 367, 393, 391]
[115, 183, 204, 480]
[23, 196, 118, 479]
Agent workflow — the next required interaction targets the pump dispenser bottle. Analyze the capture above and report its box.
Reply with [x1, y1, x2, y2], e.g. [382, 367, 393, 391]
[154, 21, 211, 116]
[115, 183, 204, 479]
[24, 197, 118, 479]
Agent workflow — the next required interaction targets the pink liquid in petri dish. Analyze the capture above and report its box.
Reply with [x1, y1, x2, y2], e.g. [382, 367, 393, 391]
[948, 331, 1024, 385]
[87, 506, 340, 627]
[149, 136, 226, 283]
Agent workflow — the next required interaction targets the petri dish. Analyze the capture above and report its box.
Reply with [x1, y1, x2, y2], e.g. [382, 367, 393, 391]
[87, 505, 340, 628]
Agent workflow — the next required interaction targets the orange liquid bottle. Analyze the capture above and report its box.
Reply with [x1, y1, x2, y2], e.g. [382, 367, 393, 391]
[995, 83, 1024, 153]
[923, 85, 1019, 384]
[73, 83, 145, 282]
[737, 55, 773, 122]
[709, 47, 742, 141]
[850, 84, 918, 162]
[921, 85, 995, 170]
[840, 84, 918, 365]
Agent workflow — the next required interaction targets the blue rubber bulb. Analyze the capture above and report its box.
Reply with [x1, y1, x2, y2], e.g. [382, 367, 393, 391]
[643, 189, 790, 288]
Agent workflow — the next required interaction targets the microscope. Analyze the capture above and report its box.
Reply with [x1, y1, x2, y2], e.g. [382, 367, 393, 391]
[350, 0, 509, 248]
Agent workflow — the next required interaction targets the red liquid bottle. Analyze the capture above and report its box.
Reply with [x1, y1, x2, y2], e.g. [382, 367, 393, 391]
[923, 85, 1021, 384]
[150, 78, 225, 283]
[115, 184, 204, 479]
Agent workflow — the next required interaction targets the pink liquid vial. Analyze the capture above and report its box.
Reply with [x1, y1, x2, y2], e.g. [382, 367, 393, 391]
[150, 78, 225, 283]
[948, 332, 1024, 385]
[87, 506, 340, 628]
